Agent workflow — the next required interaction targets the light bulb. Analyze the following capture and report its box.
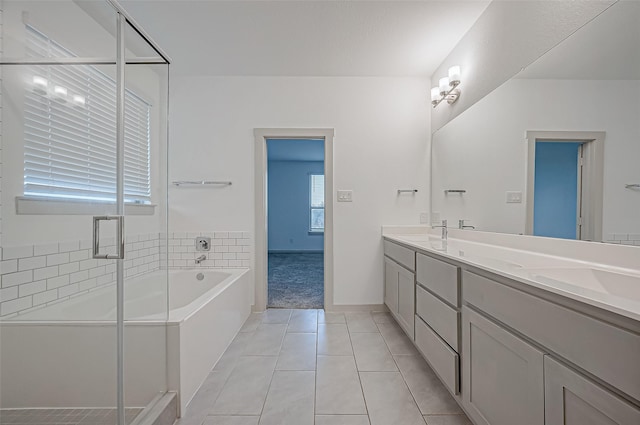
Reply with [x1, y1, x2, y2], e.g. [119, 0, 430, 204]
[431, 87, 441, 103]
[73, 95, 86, 106]
[439, 77, 450, 95]
[33, 76, 48, 94]
[448, 66, 461, 86]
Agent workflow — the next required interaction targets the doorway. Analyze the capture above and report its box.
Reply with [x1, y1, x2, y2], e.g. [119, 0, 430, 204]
[266, 139, 325, 308]
[525, 131, 605, 241]
[533, 141, 583, 239]
[254, 128, 334, 312]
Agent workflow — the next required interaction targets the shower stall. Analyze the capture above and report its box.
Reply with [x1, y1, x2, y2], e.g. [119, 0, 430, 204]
[0, 1, 170, 424]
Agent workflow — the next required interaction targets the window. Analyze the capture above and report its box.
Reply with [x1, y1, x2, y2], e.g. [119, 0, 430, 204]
[23, 25, 152, 205]
[310, 174, 324, 232]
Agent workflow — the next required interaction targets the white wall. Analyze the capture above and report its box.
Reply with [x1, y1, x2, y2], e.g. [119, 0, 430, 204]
[169, 76, 430, 306]
[431, 78, 640, 240]
[430, 0, 614, 132]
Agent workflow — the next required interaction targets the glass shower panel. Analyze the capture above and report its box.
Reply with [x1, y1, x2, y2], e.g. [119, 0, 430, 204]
[0, 62, 120, 419]
[1, 0, 117, 61]
[124, 21, 164, 62]
[122, 59, 169, 420]
[0, 2, 170, 424]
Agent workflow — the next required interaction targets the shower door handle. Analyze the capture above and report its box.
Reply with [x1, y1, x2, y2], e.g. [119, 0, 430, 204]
[93, 215, 125, 259]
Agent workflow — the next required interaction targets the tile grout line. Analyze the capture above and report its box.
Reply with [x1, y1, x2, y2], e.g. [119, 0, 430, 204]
[346, 312, 372, 424]
[378, 318, 429, 424]
[255, 309, 291, 422]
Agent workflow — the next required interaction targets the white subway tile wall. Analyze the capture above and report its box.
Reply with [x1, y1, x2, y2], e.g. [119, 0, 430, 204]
[605, 233, 640, 246]
[0, 233, 161, 317]
[168, 231, 252, 269]
[0, 231, 252, 317]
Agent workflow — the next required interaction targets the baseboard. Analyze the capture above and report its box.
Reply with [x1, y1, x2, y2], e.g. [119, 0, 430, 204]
[268, 250, 324, 254]
[326, 304, 389, 313]
[251, 304, 388, 313]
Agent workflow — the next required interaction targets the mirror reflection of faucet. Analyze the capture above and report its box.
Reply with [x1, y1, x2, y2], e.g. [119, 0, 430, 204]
[432, 219, 448, 241]
[458, 219, 475, 230]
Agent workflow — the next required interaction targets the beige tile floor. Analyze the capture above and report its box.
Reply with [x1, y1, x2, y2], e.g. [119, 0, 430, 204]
[176, 309, 472, 425]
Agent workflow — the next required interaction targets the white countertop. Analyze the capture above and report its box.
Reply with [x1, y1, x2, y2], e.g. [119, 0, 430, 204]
[383, 228, 640, 322]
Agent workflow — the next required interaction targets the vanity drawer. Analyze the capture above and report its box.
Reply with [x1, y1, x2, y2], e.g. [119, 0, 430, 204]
[416, 284, 460, 352]
[415, 315, 459, 395]
[463, 270, 640, 401]
[416, 253, 459, 306]
[384, 240, 415, 271]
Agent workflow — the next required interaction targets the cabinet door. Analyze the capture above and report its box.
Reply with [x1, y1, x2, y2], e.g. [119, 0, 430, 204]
[397, 266, 415, 339]
[545, 356, 640, 425]
[462, 306, 544, 425]
[384, 257, 398, 314]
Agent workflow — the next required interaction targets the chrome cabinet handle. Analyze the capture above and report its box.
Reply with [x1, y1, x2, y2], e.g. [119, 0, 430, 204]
[93, 215, 125, 259]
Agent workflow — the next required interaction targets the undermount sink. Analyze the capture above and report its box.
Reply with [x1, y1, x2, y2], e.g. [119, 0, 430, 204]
[522, 267, 640, 302]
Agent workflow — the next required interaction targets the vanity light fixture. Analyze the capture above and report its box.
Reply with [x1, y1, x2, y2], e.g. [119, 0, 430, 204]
[431, 65, 461, 107]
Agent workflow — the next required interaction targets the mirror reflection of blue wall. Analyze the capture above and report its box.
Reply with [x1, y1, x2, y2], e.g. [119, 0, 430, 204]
[533, 142, 582, 239]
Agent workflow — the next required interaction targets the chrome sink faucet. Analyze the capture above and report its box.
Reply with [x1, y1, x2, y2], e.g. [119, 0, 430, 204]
[458, 219, 475, 230]
[433, 219, 448, 240]
[195, 254, 206, 264]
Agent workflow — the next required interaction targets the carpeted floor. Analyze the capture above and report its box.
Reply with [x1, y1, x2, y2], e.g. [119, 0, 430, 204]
[268, 253, 324, 309]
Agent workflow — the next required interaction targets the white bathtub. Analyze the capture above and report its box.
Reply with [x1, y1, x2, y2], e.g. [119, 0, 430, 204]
[0, 268, 251, 415]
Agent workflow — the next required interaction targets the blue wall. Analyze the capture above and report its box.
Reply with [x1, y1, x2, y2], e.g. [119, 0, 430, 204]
[533, 142, 582, 239]
[268, 160, 324, 252]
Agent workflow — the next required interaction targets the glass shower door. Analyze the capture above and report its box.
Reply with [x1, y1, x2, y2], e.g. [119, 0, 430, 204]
[0, 2, 170, 424]
[0, 0, 122, 421]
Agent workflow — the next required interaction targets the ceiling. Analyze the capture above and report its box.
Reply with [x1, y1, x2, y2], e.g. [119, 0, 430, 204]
[517, 1, 640, 80]
[119, 0, 490, 77]
[267, 139, 324, 162]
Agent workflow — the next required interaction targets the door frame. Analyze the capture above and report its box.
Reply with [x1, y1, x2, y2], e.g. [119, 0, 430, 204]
[254, 128, 335, 312]
[525, 130, 605, 241]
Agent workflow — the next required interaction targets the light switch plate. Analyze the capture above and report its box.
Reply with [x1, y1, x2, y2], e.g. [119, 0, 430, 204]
[337, 190, 353, 202]
[506, 191, 523, 203]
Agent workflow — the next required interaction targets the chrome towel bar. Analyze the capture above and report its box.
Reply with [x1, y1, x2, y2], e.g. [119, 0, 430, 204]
[172, 181, 232, 187]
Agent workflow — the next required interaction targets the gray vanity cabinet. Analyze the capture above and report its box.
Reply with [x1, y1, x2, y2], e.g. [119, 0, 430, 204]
[383, 236, 640, 425]
[462, 306, 545, 425]
[383, 241, 415, 338]
[384, 257, 399, 314]
[545, 357, 640, 425]
[397, 265, 415, 338]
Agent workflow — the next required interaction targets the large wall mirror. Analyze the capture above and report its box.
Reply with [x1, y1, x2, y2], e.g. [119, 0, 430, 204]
[431, 0, 640, 245]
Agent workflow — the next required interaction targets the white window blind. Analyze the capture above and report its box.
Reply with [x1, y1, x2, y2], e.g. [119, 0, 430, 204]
[24, 25, 151, 204]
[310, 174, 324, 231]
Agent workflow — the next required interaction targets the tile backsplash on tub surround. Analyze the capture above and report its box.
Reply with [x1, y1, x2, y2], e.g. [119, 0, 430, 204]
[0, 233, 161, 317]
[0, 231, 252, 317]
[168, 231, 252, 269]
[605, 233, 640, 246]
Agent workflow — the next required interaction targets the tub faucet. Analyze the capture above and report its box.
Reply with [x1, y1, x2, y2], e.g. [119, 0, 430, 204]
[458, 219, 475, 230]
[195, 254, 206, 264]
[432, 219, 448, 241]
